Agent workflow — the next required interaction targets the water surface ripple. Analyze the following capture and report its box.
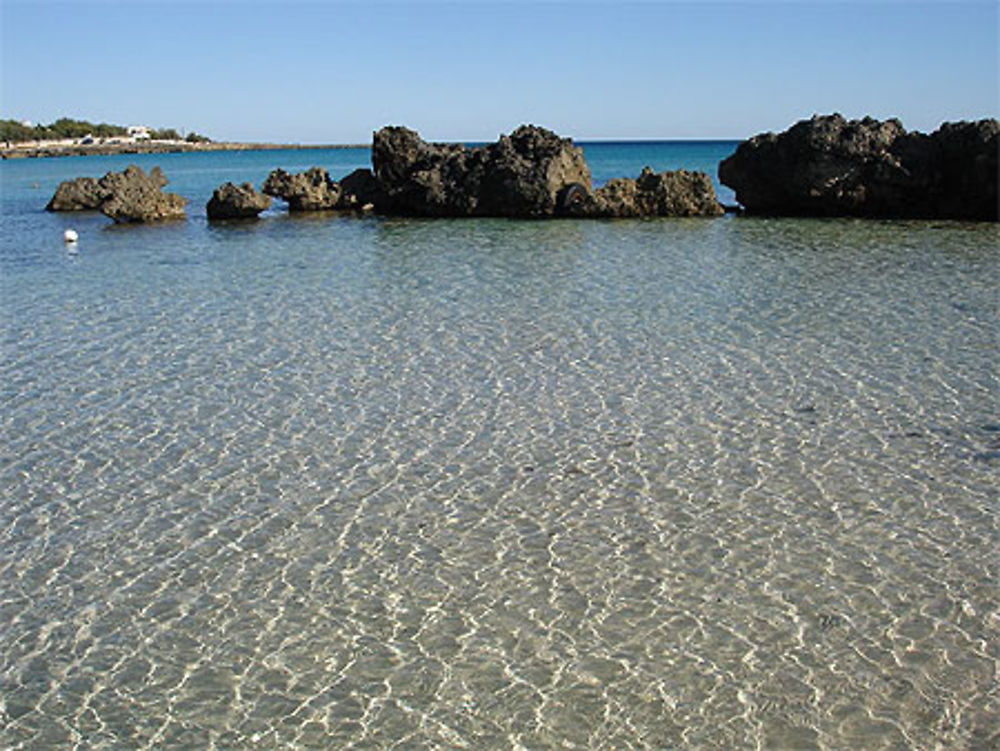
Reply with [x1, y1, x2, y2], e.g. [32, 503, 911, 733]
[2, 213, 998, 749]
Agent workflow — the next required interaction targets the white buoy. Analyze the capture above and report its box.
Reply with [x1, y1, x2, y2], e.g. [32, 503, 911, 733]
[63, 229, 79, 243]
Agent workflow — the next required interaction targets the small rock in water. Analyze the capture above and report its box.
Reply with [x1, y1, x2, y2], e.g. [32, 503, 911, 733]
[206, 182, 271, 220]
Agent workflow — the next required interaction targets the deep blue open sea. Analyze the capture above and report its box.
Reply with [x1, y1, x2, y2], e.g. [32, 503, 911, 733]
[1, 143, 998, 749]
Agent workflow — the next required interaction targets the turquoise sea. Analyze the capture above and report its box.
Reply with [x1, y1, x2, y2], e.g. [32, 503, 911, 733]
[1, 143, 998, 749]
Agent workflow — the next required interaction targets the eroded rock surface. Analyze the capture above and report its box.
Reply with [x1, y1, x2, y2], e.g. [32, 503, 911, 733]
[262, 167, 341, 211]
[371, 124, 593, 217]
[719, 114, 999, 220]
[565, 167, 723, 218]
[46, 165, 185, 222]
[45, 176, 106, 211]
[337, 168, 382, 210]
[99, 166, 185, 223]
[206, 182, 272, 219]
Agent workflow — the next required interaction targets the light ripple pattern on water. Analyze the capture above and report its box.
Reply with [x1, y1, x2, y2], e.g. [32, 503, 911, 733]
[1, 210, 998, 749]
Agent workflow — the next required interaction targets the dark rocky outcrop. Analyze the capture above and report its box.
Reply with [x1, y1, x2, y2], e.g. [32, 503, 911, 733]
[206, 182, 271, 219]
[103, 164, 169, 193]
[46, 165, 186, 222]
[719, 114, 999, 220]
[564, 167, 724, 218]
[46, 176, 106, 211]
[262, 167, 341, 211]
[337, 168, 382, 210]
[99, 166, 185, 223]
[257, 125, 720, 220]
[371, 124, 593, 217]
[258, 167, 381, 213]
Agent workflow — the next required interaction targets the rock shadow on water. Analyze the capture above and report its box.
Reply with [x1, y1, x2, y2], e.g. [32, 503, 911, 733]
[275, 208, 376, 224]
[370, 216, 592, 261]
[100, 218, 189, 239]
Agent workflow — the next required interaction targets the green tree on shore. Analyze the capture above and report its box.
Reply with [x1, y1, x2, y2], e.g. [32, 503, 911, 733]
[1, 118, 207, 143]
[148, 128, 182, 141]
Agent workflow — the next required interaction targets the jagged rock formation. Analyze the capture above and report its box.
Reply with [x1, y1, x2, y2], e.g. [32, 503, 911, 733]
[564, 167, 724, 218]
[98, 166, 185, 223]
[371, 124, 593, 217]
[46, 165, 186, 222]
[206, 182, 272, 219]
[718, 114, 1000, 220]
[261, 167, 341, 211]
[46, 119, 998, 226]
[257, 126, 720, 219]
[45, 176, 106, 211]
[337, 168, 382, 210]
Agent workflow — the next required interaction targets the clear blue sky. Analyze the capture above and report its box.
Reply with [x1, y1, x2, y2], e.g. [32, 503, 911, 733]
[2, 0, 997, 142]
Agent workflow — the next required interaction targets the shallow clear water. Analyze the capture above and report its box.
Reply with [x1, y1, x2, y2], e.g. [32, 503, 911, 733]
[1, 151, 998, 749]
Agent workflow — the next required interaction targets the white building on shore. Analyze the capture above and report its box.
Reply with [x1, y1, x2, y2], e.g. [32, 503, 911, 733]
[127, 125, 151, 140]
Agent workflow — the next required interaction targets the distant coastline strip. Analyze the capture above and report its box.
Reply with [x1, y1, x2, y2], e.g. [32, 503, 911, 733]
[1, 140, 368, 160]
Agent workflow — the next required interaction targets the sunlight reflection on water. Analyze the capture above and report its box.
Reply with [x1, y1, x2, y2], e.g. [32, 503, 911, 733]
[1, 161, 997, 748]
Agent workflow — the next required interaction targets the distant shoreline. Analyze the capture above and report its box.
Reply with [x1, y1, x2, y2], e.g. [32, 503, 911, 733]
[2, 137, 744, 160]
[1, 139, 368, 160]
